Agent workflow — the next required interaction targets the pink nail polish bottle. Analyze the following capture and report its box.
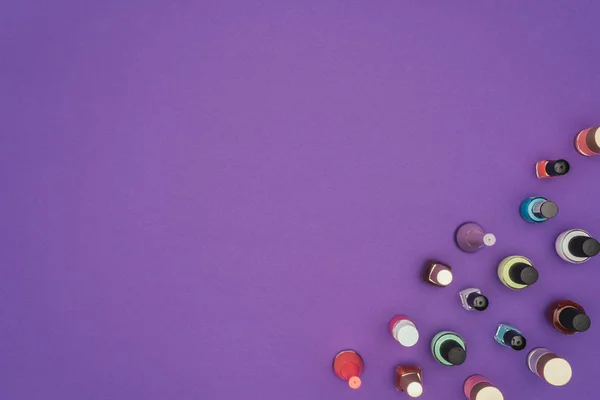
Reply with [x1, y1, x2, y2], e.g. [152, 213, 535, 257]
[389, 315, 419, 347]
[463, 375, 504, 399]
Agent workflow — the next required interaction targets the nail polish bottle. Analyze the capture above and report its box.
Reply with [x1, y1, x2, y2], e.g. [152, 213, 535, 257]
[423, 260, 453, 287]
[535, 159, 570, 179]
[332, 350, 363, 390]
[459, 288, 489, 311]
[389, 315, 419, 347]
[494, 324, 527, 351]
[555, 229, 600, 264]
[575, 126, 600, 156]
[549, 300, 591, 334]
[519, 197, 558, 223]
[497, 256, 539, 290]
[455, 222, 496, 253]
[527, 348, 572, 386]
[395, 365, 423, 398]
[431, 331, 467, 366]
[463, 375, 504, 400]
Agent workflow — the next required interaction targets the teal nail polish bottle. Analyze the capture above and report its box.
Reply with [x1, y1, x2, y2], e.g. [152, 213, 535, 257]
[519, 197, 558, 223]
[431, 331, 467, 366]
[494, 324, 526, 351]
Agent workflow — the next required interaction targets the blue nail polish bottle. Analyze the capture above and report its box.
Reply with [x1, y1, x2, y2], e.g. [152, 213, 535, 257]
[519, 197, 558, 223]
[494, 324, 527, 351]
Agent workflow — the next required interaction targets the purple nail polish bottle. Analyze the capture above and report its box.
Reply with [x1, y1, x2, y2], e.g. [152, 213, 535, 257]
[455, 222, 496, 253]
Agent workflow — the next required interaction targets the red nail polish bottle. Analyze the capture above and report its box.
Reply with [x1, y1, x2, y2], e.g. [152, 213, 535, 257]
[332, 350, 363, 390]
[423, 260, 453, 287]
[549, 300, 591, 334]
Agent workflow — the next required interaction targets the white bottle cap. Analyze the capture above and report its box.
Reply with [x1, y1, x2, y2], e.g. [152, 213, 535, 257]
[436, 269, 453, 286]
[475, 386, 504, 400]
[393, 320, 419, 347]
[406, 381, 423, 397]
[483, 233, 496, 247]
[543, 357, 572, 386]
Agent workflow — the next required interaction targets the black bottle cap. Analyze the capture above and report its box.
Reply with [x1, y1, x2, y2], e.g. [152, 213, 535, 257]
[545, 159, 570, 176]
[440, 339, 466, 365]
[466, 292, 489, 311]
[508, 262, 539, 285]
[539, 201, 558, 219]
[573, 314, 592, 332]
[559, 307, 591, 332]
[568, 236, 600, 258]
[502, 329, 527, 351]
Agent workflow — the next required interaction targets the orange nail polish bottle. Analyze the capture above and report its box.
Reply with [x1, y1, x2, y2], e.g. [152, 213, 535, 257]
[395, 365, 423, 398]
[535, 159, 570, 179]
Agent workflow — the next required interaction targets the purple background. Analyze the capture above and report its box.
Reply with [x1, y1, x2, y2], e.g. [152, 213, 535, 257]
[2, 1, 600, 399]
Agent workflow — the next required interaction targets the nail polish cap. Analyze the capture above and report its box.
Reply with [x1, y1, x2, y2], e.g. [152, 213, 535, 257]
[348, 376, 361, 389]
[541, 356, 572, 386]
[559, 307, 591, 332]
[502, 330, 527, 351]
[545, 159, 570, 176]
[539, 201, 558, 219]
[483, 233, 496, 247]
[586, 127, 600, 152]
[472, 383, 504, 400]
[436, 269, 453, 286]
[508, 262, 538, 285]
[440, 340, 466, 365]
[394, 321, 420, 347]
[466, 292, 489, 311]
[573, 313, 591, 332]
[568, 236, 600, 258]
[406, 381, 423, 398]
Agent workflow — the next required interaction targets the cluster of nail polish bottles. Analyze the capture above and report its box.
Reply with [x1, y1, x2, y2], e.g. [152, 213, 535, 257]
[331, 126, 599, 397]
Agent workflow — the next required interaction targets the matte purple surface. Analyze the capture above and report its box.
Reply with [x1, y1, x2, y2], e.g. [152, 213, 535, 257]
[2, 1, 600, 399]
